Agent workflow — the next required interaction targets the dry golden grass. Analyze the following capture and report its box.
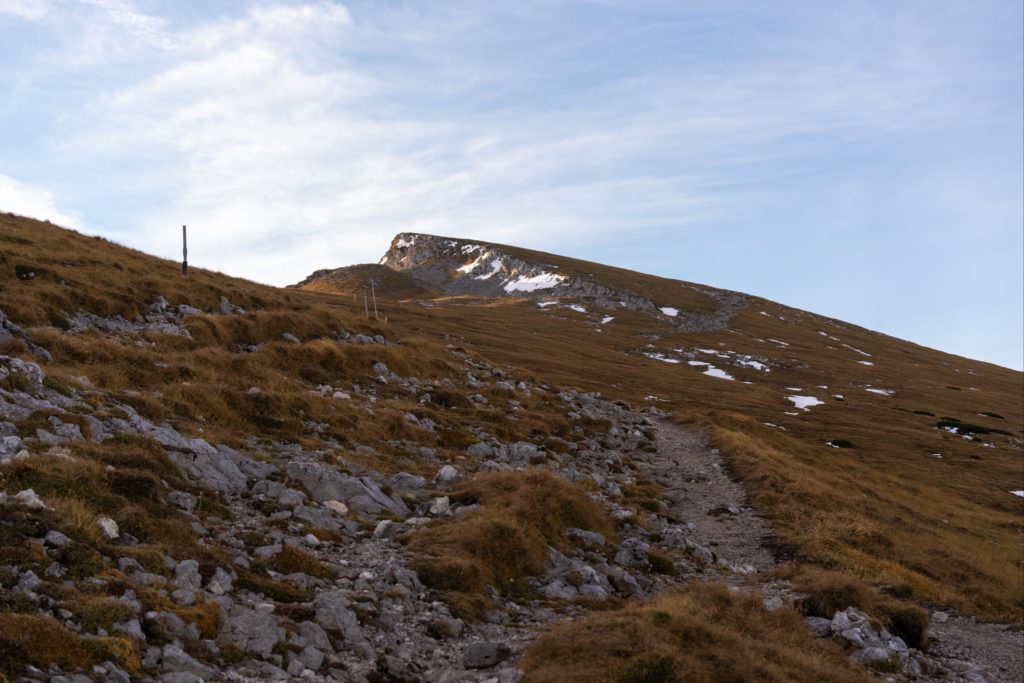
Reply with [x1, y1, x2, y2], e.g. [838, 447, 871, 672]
[2, 213, 1021, 634]
[409, 469, 616, 617]
[0, 613, 139, 678]
[326, 243, 1022, 624]
[522, 582, 873, 683]
[778, 565, 930, 648]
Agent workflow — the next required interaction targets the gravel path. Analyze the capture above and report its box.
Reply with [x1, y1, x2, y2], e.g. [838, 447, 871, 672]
[927, 615, 1024, 683]
[639, 420, 1023, 683]
[639, 420, 776, 572]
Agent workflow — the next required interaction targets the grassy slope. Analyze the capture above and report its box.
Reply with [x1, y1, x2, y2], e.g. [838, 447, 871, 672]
[2, 213, 1021, 647]
[305, 239, 1024, 623]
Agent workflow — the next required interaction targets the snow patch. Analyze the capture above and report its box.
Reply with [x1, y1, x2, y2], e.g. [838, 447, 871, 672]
[568, 304, 587, 313]
[660, 307, 679, 317]
[857, 361, 874, 366]
[1011, 490, 1024, 498]
[600, 316, 615, 324]
[504, 272, 566, 292]
[476, 258, 502, 280]
[703, 367, 735, 381]
[396, 236, 416, 249]
[787, 395, 824, 410]
[865, 387, 893, 396]
[644, 352, 680, 364]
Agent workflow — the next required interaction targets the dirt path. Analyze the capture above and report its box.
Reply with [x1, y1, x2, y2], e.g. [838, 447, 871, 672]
[638, 420, 1023, 683]
[927, 616, 1024, 683]
[638, 420, 776, 573]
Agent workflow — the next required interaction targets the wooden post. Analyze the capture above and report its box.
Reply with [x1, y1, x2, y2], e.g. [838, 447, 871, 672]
[363, 288, 369, 318]
[181, 225, 188, 277]
[369, 278, 378, 320]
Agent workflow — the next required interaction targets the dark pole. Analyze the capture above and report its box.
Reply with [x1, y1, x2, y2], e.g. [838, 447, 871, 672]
[182, 225, 188, 277]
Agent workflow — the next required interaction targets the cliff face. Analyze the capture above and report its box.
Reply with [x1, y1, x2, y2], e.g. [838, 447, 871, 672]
[377, 232, 748, 332]
[379, 232, 661, 312]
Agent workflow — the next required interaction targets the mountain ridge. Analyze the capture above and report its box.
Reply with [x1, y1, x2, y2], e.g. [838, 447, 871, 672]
[0, 213, 1021, 683]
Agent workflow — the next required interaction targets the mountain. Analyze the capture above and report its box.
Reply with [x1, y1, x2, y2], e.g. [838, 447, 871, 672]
[1, 214, 1021, 683]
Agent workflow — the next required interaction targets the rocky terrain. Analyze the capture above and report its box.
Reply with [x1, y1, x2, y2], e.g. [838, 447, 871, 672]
[1, 216, 1021, 682]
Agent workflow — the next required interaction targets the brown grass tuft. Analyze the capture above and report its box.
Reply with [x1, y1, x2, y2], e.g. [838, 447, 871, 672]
[522, 582, 872, 683]
[409, 469, 616, 617]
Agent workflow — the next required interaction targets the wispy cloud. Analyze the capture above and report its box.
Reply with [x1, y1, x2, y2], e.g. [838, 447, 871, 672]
[0, 173, 82, 226]
[0, 1, 1020, 366]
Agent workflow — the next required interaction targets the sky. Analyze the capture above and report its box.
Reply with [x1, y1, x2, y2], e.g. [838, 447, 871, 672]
[0, 1, 1021, 370]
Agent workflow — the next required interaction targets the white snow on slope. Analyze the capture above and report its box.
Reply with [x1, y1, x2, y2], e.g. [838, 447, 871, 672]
[600, 316, 614, 324]
[787, 395, 824, 410]
[537, 301, 558, 308]
[476, 258, 502, 280]
[1012, 490, 1024, 498]
[568, 304, 587, 313]
[858, 361, 874, 366]
[504, 272, 566, 292]
[460, 244, 481, 254]
[842, 344, 871, 357]
[660, 307, 679, 317]
[457, 255, 484, 274]
[704, 367, 735, 380]
[865, 387, 893, 396]
[644, 352, 680, 364]
[396, 236, 416, 249]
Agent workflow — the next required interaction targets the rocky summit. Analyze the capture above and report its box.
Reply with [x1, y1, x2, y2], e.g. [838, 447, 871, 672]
[0, 214, 1021, 683]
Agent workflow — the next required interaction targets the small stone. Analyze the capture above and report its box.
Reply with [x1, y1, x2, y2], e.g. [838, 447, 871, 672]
[464, 641, 512, 669]
[850, 647, 891, 667]
[434, 465, 461, 487]
[95, 517, 119, 540]
[804, 616, 832, 637]
[282, 333, 301, 344]
[428, 496, 450, 516]
[324, 500, 349, 516]
[14, 488, 47, 509]
[277, 488, 307, 507]
[166, 491, 198, 513]
[44, 530, 72, 547]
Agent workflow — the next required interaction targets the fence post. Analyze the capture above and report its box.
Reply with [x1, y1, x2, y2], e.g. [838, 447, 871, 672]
[181, 225, 188, 277]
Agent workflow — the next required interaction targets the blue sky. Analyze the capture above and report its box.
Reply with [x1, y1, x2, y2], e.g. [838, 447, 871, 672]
[1, 1, 1021, 370]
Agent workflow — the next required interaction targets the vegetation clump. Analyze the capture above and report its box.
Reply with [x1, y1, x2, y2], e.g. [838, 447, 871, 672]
[409, 469, 616, 617]
[522, 582, 871, 683]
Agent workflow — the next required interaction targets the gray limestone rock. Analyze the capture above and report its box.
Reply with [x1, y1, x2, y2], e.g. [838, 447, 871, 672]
[287, 461, 409, 517]
[314, 589, 366, 645]
[464, 641, 512, 669]
[220, 605, 286, 657]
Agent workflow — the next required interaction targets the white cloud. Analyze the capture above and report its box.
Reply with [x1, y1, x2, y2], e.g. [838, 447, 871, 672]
[0, 173, 82, 227]
[0, 0, 49, 21]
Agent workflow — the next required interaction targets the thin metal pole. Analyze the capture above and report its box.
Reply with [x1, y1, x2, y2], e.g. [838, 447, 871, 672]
[363, 288, 369, 319]
[182, 225, 188, 276]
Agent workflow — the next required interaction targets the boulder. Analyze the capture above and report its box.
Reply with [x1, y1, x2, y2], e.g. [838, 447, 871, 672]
[286, 461, 409, 517]
[464, 641, 512, 669]
[314, 590, 367, 646]
[220, 605, 286, 657]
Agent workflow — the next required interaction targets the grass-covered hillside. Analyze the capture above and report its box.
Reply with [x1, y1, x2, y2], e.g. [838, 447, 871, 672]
[1, 214, 1020, 683]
